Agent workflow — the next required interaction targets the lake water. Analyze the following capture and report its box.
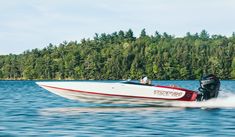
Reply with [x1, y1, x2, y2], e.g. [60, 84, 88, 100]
[0, 80, 235, 136]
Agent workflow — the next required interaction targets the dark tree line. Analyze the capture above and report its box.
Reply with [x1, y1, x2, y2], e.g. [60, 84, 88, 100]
[0, 29, 235, 80]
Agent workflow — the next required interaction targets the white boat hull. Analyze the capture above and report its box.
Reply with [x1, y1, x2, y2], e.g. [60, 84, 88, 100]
[36, 81, 197, 105]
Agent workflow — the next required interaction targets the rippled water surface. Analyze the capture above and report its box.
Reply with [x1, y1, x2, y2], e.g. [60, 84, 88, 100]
[0, 80, 235, 136]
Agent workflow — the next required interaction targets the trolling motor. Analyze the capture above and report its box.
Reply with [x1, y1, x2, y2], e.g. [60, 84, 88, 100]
[197, 74, 221, 101]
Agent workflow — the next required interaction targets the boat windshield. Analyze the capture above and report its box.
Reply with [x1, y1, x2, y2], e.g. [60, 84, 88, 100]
[120, 81, 153, 86]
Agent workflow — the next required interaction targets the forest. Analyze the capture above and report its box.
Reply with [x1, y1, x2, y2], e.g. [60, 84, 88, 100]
[0, 29, 235, 80]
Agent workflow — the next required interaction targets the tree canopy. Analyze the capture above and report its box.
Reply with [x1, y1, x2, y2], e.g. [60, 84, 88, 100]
[0, 29, 234, 80]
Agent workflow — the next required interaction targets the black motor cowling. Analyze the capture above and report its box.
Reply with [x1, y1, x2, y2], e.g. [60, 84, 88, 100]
[197, 74, 220, 101]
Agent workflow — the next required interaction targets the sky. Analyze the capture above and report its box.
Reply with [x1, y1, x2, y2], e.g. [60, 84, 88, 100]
[0, 0, 235, 55]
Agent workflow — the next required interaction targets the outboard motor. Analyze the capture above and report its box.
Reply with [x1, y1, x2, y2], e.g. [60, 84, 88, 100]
[197, 74, 220, 101]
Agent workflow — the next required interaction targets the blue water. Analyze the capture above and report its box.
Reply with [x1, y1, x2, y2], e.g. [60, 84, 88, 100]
[1, 80, 235, 137]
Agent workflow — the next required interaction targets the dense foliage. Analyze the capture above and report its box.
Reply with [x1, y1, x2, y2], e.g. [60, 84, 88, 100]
[0, 29, 235, 80]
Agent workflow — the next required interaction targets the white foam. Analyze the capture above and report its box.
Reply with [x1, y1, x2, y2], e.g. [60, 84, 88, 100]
[171, 90, 235, 108]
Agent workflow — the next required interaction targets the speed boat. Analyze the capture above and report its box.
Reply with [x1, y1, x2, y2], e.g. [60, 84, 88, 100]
[36, 74, 220, 105]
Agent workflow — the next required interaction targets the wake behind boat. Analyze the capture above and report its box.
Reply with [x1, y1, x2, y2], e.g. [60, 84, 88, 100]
[36, 74, 220, 105]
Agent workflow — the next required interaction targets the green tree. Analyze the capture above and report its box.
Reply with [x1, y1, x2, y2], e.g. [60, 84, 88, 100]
[140, 28, 146, 37]
[231, 57, 235, 79]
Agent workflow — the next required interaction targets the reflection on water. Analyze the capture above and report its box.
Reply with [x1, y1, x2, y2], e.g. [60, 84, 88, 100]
[1, 80, 235, 136]
[40, 91, 235, 117]
[40, 106, 184, 116]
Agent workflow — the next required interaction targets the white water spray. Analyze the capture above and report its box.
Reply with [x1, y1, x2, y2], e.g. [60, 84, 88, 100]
[172, 90, 235, 108]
